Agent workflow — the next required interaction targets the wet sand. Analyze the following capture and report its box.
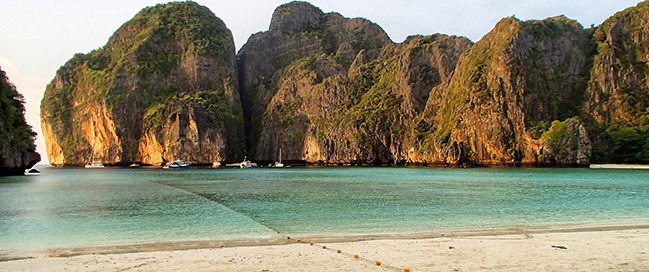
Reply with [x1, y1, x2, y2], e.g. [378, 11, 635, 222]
[1, 224, 648, 271]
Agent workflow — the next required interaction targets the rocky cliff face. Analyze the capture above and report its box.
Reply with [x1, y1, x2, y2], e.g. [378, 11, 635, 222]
[237, 1, 392, 160]
[245, 9, 595, 166]
[41, 2, 244, 166]
[339, 35, 472, 164]
[585, 2, 649, 163]
[416, 16, 594, 166]
[239, 1, 472, 164]
[42, 1, 649, 167]
[1, 68, 40, 175]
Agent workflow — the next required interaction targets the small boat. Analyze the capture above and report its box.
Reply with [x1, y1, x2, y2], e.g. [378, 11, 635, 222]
[165, 160, 189, 169]
[129, 163, 140, 168]
[86, 143, 104, 168]
[24, 168, 40, 176]
[212, 162, 221, 169]
[176, 160, 190, 168]
[225, 157, 257, 169]
[274, 148, 285, 168]
[86, 142, 104, 168]
[85, 161, 105, 168]
[240, 160, 257, 169]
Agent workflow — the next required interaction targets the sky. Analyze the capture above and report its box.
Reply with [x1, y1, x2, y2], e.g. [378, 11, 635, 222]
[0, 0, 643, 160]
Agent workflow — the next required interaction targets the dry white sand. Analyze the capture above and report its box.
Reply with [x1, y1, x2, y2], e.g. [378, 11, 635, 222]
[1, 226, 648, 271]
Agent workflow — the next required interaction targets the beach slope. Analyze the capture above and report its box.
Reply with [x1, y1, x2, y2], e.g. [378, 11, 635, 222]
[2, 227, 647, 271]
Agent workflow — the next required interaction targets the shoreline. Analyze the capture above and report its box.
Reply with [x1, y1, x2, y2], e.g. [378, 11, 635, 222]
[589, 164, 649, 169]
[4, 222, 648, 260]
[2, 223, 648, 271]
[31, 163, 649, 170]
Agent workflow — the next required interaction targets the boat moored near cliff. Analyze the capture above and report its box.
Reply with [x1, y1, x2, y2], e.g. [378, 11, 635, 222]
[24, 168, 41, 176]
[274, 148, 284, 168]
[85, 162, 105, 168]
[225, 157, 257, 168]
[164, 160, 190, 169]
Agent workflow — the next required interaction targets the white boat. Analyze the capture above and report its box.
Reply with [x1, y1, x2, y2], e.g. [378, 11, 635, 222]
[165, 160, 190, 169]
[240, 160, 257, 169]
[85, 142, 104, 168]
[176, 160, 190, 168]
[274, 148, 284, 168]
[24, 168, 40, 176]
[164, 162, 179, 169]
[129, 163, 140, 168]
[225, 157, 257, 168]
[85, 162, 105, 168]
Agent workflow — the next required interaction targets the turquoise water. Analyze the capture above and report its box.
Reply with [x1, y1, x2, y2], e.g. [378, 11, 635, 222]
[1, 167, 648, 252]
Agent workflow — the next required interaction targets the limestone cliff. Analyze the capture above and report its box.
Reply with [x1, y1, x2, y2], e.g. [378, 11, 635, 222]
[0, 67, 40, 175]
[416, 16, 594, 166]
[237, 1, 391, 160]
[585, 1, 649, 163]
[41, 2, 244, 166]
[41, 1, 649, 167]
[249, 12, 596, 166]
[240, 2, 472, 164]
[340, 35, 472, 164]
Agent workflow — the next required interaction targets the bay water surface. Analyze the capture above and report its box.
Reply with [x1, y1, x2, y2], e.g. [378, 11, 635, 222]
[1, 167, 648, 253]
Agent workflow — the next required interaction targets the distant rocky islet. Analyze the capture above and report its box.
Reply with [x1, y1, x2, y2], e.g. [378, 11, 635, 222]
[35, 1, 649, 167]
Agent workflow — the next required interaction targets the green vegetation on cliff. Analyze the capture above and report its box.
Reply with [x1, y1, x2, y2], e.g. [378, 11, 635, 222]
[1, 68, 40, 174]
[1, 69, 36, 152]
[345, 55, 405, 141]
[419, 15, 594, 166]
[539, 117, 591, 165]
[41, 1, 244, 166]
[586, 1, 649, 164]
[238, 1, 392, 160]
[595, 117, 649, 163]
[40, 1, 649, 166]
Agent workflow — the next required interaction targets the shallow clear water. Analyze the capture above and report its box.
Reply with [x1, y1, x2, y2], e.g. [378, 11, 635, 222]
[1, 167, 648, 251]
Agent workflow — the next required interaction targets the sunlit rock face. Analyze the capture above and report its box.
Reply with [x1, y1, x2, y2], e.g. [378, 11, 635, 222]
[239, 2, 472, 165]
[41, 2, 244, 166]
[41, 1, 649, 167]
[417, 16, 594, 166]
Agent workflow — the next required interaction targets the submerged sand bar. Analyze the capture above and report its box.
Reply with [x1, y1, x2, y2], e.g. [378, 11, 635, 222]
[1, 224, 648, 271]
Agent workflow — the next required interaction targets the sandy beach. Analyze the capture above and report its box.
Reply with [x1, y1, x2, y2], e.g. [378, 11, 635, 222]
[2, 225, 648, 271]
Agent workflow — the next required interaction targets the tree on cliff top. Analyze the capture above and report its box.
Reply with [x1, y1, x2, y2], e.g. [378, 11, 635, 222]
[0, 67, 38, 168]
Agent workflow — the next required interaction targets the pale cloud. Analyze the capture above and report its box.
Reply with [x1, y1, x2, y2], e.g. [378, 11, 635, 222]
[0, 56, 19, 79]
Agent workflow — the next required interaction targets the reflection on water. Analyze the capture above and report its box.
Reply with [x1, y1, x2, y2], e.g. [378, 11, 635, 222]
[0, 167, 648, 251]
